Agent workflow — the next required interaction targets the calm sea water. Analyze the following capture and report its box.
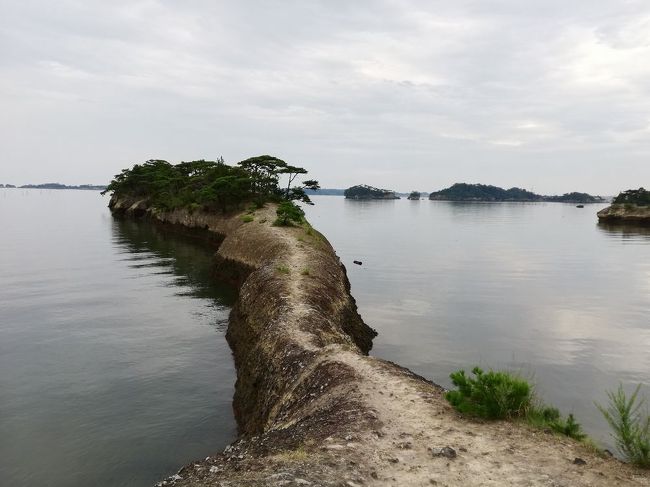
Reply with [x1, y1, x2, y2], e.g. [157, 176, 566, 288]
[0, 189, 237, 487]
[304, 195, 650, 447]
[2, 191, 649, 486]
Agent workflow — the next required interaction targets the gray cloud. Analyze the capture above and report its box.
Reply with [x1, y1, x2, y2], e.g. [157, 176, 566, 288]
[1, 0, 649, 194]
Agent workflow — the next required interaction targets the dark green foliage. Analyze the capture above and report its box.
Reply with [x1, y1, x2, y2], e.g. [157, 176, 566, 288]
[446, 367, 532, 419]
[545, 192, 603, 203]
[527, 407, 586, 440]
[554, 414, 586, 440]
[344, 184, 398, 199]
[102, 155, 318, 214]
[446, 366, 587, 441]
[613, 188, 650, 206]
[274, 201, 305, 226]
[597, 384, 650, 467]
[429, 183, 542, 202]
[428, 183, 601, 203]
[408, 191, 421, 200]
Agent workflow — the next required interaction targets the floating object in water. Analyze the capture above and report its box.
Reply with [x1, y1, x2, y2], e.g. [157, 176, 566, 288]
[353, 260, 363, 266]
[576, 204, 584, 208]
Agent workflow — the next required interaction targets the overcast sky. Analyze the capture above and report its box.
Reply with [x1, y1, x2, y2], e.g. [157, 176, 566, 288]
[1, 0, 650, 194]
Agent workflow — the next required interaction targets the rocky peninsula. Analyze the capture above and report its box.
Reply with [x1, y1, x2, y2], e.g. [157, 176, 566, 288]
[109, 196, 648, 487]
[598, 188, 650, 224]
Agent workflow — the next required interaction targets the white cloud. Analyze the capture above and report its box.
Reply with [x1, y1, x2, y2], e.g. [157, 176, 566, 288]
[0, 0, 649, 193]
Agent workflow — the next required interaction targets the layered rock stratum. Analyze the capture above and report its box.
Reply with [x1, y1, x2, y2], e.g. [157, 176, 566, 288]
[598, 204, 650, 223]
[109, 196, 649, 487]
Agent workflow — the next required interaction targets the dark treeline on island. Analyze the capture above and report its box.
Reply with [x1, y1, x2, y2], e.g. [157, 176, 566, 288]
[102, 156, 319, 224]
[1, 183, 106, 190]
[598, 188, 650, 223]
[612, 188, 650, 206]
[336, 182, 603, 202]
[344, 184, 400, 200]
[428, 183, 604, 203]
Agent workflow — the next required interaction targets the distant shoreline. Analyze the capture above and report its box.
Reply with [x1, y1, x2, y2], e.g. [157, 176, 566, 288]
[1, 184, 106, 191]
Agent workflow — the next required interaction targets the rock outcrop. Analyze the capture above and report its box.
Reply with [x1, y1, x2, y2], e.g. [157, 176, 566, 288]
[109, 196, 649, 487]
[598, 204, 650, 223]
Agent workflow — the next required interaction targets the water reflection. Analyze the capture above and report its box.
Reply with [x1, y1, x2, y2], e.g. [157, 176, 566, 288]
[112, 219, 237, 303]
[0, 190, 237, 487]
[597, 222, 650, 241]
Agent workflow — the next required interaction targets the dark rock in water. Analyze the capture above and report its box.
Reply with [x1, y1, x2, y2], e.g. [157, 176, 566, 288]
[576, 205, 584, 208]
[430, 447, 457, 459]
[353, 260, 362, 266]
[573, 457, 587, 465]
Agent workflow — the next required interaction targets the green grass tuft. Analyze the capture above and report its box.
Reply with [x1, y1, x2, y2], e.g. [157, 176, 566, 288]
[597, 384, 650, 468]
[240, 214, 254, 223]
[276, 265, 290, 274]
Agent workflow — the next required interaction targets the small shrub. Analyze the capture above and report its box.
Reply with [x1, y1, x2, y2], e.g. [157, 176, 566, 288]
[597, 384, 650, 468]
[552, 413, 586, 440]
[274, 201, 305, 226]
[301, 267, 310, 276]
[276, 265, 290, 274]
[447, 367, 588, 441]
[241, 214, 254, 223]
[526, 407, 586, 440]
[446, 367, 532, 419]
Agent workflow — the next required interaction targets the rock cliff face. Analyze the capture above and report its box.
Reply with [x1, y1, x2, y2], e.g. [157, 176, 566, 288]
[598, 204, 650, 223]
[109, 196, 649, 487]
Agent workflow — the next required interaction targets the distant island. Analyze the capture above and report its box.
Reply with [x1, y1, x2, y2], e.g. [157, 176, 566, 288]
[15, 183, 107, 190]
[344, 184, 400, 200]
[1, 183, 107, 190]
[598, 188, 650, 223]
[407, 191, 421, 200]
[428, 183, 604, 203]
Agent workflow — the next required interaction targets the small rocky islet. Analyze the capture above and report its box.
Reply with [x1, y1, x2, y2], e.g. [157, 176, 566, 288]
[598, 188, 650, 224]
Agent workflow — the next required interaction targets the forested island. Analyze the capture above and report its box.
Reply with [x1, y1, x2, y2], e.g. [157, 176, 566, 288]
[407, 191, 421, 200]
[428, 183, 604, 203]
[344, 184, 399, 199]
[598, 188, 650, 223]
[102, 156, 319, 226]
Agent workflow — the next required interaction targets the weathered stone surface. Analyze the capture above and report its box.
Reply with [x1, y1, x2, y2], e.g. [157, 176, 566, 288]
[598, 204, 650, 223]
